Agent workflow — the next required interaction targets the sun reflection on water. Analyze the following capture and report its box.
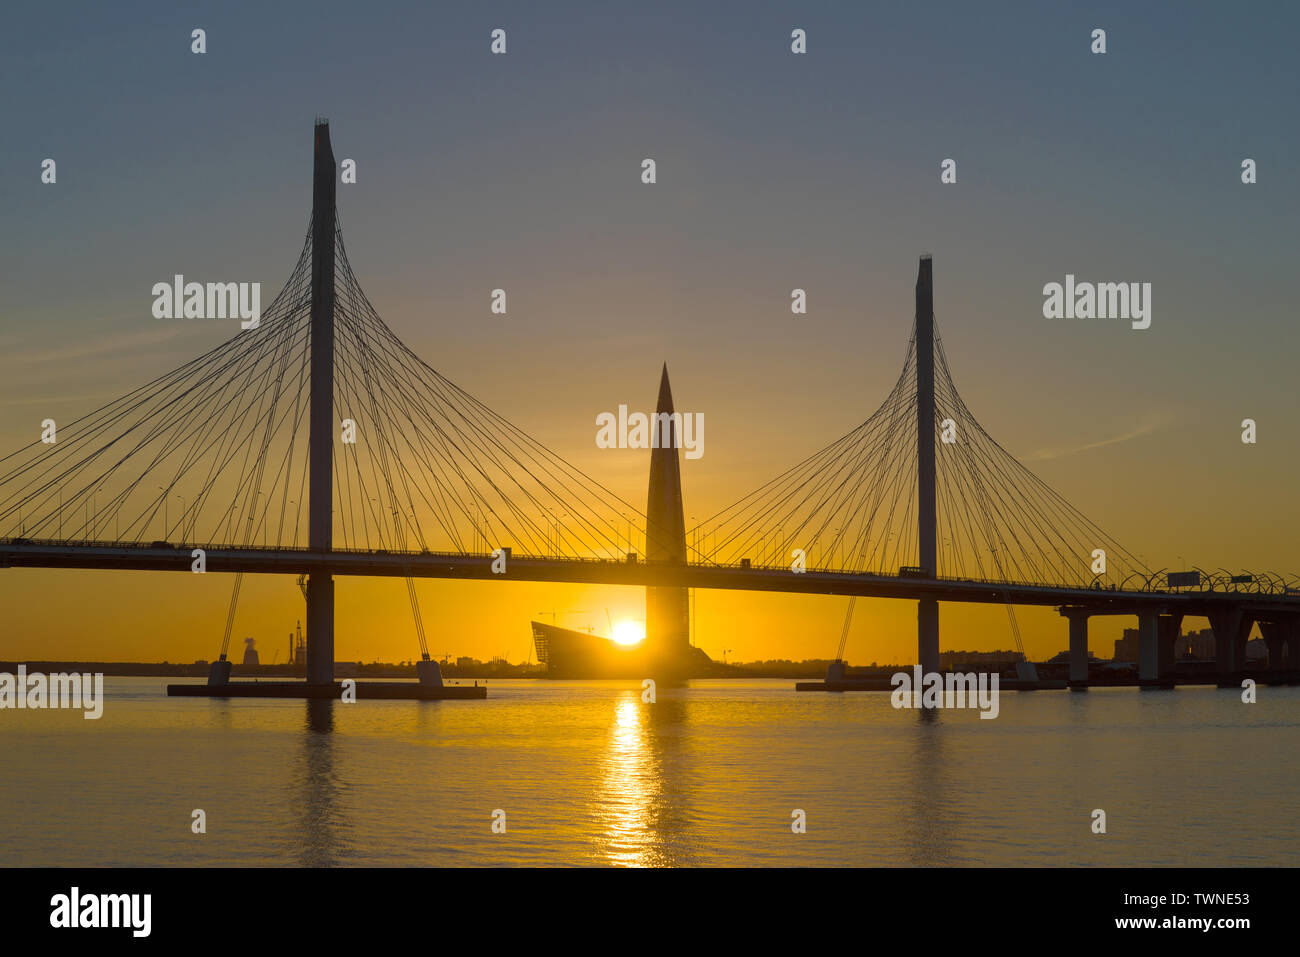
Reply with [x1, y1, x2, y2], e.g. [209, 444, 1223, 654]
[598, 694, 664, 867]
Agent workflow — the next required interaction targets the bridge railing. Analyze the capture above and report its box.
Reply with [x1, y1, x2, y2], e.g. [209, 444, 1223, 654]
[3, 536, 1296, 597]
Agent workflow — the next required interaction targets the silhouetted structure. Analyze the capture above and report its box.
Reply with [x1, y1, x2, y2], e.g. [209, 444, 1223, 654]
[306, 119, 336, 686]
[0, 124, 1296, 699]
[645, 365, 692, 678]
[915, 257, 939, 676]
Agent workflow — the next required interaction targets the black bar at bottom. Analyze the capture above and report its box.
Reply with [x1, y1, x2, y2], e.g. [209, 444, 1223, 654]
[1, 867, 1275, 942]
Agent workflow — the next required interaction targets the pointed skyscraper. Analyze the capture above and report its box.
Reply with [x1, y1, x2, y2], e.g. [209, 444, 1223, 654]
[645, 364, 690, 671]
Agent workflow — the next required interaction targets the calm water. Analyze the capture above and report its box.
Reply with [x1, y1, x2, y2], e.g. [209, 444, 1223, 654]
[1, 677, 1297, 867]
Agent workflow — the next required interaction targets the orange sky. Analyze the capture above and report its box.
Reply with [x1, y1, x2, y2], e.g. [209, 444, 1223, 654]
[3, 4, 1296, 666]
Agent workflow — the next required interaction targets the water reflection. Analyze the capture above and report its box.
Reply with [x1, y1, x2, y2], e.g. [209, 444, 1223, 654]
[206, 698, 234, 731]
[597, 690, 696, 867]
[306, 698, 333, 734]
[902, 709, 957, 865]
[294, 699, 349, 866]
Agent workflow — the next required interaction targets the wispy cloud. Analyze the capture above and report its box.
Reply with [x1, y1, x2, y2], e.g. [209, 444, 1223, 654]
[1, 325, 197, 365]
[1023, 414, 1167, 462]
[0, 391, 120, 407]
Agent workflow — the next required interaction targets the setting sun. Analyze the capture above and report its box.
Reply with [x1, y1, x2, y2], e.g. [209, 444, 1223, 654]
[611, 619, 646, 646]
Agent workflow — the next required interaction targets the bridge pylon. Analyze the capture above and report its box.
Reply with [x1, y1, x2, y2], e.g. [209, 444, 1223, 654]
[306, 120, 336, 686]
[916, 256, 939, 676]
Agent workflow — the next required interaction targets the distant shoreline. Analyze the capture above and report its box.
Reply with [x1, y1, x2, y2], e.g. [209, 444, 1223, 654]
[4, 659, 1275, 689]
[1, 658, 917, 680]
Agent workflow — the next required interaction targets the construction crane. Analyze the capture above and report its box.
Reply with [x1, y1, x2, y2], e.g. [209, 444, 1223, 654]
[538, 610, 593, 633]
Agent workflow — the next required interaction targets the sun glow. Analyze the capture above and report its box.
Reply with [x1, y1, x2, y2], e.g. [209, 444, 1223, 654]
[612, 619, 646, 646]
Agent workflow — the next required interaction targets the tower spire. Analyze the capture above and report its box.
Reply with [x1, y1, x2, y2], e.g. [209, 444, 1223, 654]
[645, 364, 689, 676]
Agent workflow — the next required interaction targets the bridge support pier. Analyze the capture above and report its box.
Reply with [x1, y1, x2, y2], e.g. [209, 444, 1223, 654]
[416, 658, 444, 687]
[1209, 607, 1252, 687]
[1260, 621, 1286, 671]
[1137, 609, 1166, 686]
[918, 599, 939, 677]
[207, 657, 232, 686]
[1062, 608, 1089, 689]
[306, 573, 334, 685]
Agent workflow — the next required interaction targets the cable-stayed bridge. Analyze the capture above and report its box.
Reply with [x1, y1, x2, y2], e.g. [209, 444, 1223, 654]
[1, 122, 1296, 690]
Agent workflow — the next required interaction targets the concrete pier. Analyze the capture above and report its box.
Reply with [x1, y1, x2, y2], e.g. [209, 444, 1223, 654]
[1209, 607, 1252, 685]
[416, 659, 444, 686]
[305, 572, 334, 686]
[1137, 608, 1169, 686]
[168, 680, 485, 700]
[1065, 609, 1089, 688]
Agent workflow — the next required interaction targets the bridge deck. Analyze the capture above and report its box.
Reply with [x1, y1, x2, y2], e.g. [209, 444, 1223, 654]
[3, 539, 1296, 615]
